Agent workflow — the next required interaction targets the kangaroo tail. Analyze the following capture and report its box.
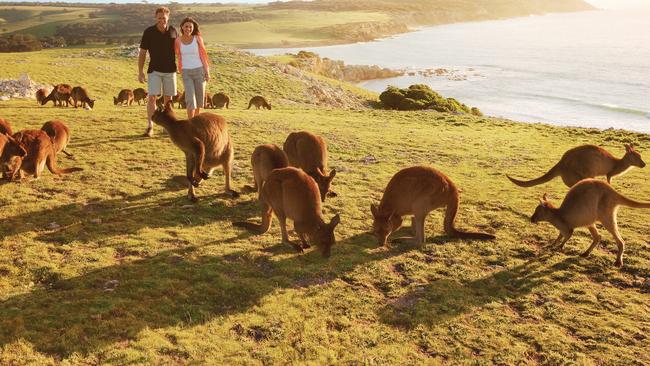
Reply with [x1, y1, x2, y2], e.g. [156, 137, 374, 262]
[507, 162, 560, 188]
[46, 153, 83, 175]
[232, 221, 266, 234]
[618, 194, 650, 209]
[444, 188, 496, 240]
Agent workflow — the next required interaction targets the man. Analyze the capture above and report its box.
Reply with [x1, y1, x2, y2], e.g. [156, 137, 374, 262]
[138, 7, 178, 137]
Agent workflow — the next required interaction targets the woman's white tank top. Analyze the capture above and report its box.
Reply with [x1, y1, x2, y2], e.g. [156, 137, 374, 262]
[180, 36, 203, 70]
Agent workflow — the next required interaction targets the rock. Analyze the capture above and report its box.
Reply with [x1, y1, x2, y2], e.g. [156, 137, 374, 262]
[90, 218, 102, 224]
[46, 222, 60, 230]
[0, 96, 9, 101]
[361, 155, 378, 164]
[103, 279, 119, 292]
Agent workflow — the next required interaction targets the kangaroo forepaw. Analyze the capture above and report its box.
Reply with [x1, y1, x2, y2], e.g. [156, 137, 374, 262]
[200, 171, 209, 180]
[614, 259, 623, 268]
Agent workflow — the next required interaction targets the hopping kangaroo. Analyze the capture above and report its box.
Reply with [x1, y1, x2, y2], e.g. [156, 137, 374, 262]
[245, 144, 289, 194]
[233, 167, 341, 257]
[152, 101, 238, 201]
[41, 120, 73, 157]
[247, 95, 271, 110]
[212, 93, 230, 109]
[371, 166, 496, 246]
[71, 86, 95, 109]
[133, 88, 148, 105]
[283, 131, 336, 202]
[508, 144, 645, 187]
[10, 129, 83, 180]
[0, 118, 12, 135]
[530, 179, 650, 267]
[114, 89, 134, 106]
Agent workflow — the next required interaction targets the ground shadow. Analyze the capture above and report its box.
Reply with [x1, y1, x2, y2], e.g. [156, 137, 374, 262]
[0, 232, 403, 357]
[0, 176, 247, 244]
[378, 255, 580, 329]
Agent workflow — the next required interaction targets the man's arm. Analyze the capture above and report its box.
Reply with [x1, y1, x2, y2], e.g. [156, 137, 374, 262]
[138, 49, 147, 83]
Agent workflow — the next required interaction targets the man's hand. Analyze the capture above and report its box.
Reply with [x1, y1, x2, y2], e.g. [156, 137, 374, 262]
[138, 72, 146, 83]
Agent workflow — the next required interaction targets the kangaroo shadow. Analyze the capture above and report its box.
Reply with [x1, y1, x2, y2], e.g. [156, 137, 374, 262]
[0, 231, 405, 357]
[70, 134, 150, 149]
[0, 176, 247, 245]
[379, 255, 578, 330]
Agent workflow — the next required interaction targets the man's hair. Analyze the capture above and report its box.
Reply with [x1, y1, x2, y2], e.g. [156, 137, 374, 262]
[155, 7, 170, 16]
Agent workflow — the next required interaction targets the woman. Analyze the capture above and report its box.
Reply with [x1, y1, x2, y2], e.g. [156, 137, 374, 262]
[175, 17, 210, 119]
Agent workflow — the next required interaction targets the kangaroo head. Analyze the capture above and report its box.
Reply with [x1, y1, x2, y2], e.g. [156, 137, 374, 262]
[152, 101, 177, 126]
[88, 99, 95, 109]
[312, 214, 340, 257]
[3, 133, 27, 158]
[623, 144, 645, 168]
[312, 168, 336, 202]
[531, 193, 556, 223]
[113, 96, 118, 105]
[370, 204, 401, 246]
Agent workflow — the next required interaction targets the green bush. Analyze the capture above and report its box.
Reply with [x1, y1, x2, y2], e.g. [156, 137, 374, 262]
[378, 84, 481, 115]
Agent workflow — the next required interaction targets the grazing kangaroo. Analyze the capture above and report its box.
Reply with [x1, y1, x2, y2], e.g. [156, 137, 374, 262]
[0, 133, 27, 179]
[204, 93, 213, 109]
[41, 84, 72, 107]
[0, 118, 12, 135]
[41, 120, 73, 158]
[71, 86, 95, 109]
[530, 179, 650, 267]
[35, 88, 48, 105]
[233, 167, 341, 257]
[152, 101, 238, 201]
[283, 131, 336, 202]
[371, 166, 496, 246]
[212, 93, 230, 109]
[10, 129, 83, 180]
[173, 91, 186, 109]
[248, 95, 271, 110]
[245, 144, 289, 194]
[133, 88, 148, 105]
[114, 89, 134, 106]
[508, 144, 645, 188]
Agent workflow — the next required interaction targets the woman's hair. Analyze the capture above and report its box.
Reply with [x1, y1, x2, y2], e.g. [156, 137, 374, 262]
[180, 17, 200, 36]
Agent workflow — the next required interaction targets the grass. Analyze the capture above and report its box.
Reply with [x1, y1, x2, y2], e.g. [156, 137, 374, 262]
[0, 6, 98, 36]
[0, 46, 649, 365]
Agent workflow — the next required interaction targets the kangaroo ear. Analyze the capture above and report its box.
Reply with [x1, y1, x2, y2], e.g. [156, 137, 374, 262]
[624, 143, 633, 152]
[330, 214, 341, 228]
[370, 204, 378, 218]
[328, 168, 336, 180]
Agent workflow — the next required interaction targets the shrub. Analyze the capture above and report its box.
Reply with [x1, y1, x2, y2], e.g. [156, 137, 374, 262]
[378, 84, 479, 115]
[0, 33, 42, 52]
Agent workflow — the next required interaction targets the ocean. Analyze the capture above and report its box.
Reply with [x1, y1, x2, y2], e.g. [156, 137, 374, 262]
[251, 9, 650, 133]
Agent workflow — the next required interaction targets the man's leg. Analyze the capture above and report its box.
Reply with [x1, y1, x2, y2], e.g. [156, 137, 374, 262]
[146, 72, 163, 137]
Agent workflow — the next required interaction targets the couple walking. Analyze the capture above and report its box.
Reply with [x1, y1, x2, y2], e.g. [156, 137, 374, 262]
[137, 7, 210, 137]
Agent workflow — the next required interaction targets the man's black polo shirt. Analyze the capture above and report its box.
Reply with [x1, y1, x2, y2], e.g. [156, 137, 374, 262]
[140, 25, 177, 74]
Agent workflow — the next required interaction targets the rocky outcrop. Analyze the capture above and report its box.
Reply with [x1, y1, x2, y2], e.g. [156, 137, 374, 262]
[287, 51, 403, 82]
[0, 74, 50, 101]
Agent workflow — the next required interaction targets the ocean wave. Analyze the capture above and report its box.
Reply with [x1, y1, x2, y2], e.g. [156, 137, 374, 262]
[520, 93, 649, 117]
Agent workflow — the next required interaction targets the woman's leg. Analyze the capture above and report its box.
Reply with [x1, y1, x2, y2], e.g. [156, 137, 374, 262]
[182, 69, 197, 119]
[193, 68, 206, 117]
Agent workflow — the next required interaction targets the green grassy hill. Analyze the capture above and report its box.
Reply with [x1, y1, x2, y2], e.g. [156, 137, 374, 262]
[0, 47, 648, 365]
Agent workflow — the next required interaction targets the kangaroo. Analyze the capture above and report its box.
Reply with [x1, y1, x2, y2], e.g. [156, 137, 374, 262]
[530, 179, 650, 267]
[133, 88, 148, 105]
[233, 167, 341, 257]
[35, 88, 48, 105]
[114, 89, 134, 106]
[173, 91, 186, 109]
[0, 133, 27, 179]
[71, 86, 95, 109]
[10, 129, 83, 180]
[41, 120, 73, 158]
[152, 101, 238, 201]
[41, 84, 73, 107]
[204, 93, 213, 109]
[508, 144, 645, 188]
[212, 93, 230, 109]
[283, 131, 336, 202]
[0, 118, 12, 135]
[244, 144, 289, 194]
[371, 166, 496, 246]
[248, 95, 271, 110]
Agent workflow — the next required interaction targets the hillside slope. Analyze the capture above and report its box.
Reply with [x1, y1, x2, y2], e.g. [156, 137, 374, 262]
[0, 47, 648, 365]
